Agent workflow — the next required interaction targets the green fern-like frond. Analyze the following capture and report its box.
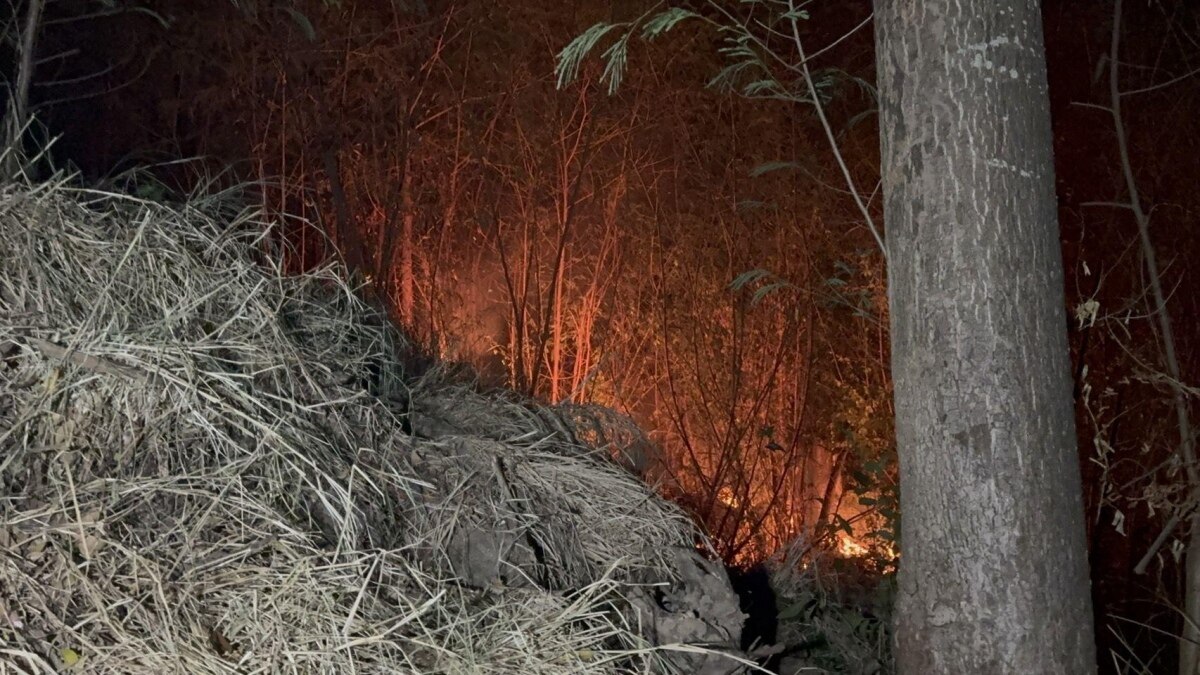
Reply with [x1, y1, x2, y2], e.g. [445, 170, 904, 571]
[840, 70, 879, 101]
[808, 69, 839, 105]
[600, 33, 632, 95]
[742, 77, 788, 98]
[716, 37, 758, 62]
[753, 281, 794, 305]
[555, 22, 620, 89]
[708, 59, 758, 92]
[707, 32, 771, 92]
[641, 7, 699, 39]
[283, 7, 317, 41]
[730, 269, 796, 306]
[749, 161, 803, 178]
[730, 269, 775, 292]
[781, 8, 810, 22]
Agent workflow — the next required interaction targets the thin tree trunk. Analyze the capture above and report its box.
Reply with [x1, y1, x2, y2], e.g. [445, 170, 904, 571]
[550, 248, 566, 401]
[815, 447, 846, 540]
[400, 154, 416, 322]
[321, 145, 368, 281]
[3, 0, 44, 178]
[874, 1, 1096, 672]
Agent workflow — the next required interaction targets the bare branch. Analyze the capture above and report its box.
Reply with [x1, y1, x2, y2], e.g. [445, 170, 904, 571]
[1121, 63, 1200, 97]
[784, 0, 885, 259]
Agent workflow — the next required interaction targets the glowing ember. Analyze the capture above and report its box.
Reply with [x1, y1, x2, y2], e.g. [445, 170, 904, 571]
[717, 486, 740, 509]
[837, 533, 870, 557]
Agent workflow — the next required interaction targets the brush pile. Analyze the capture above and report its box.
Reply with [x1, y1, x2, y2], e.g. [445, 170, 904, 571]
[0, 180, 746, 674]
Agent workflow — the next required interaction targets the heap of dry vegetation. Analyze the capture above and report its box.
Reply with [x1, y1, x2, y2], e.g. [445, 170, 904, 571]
[0, 179, 766, 674]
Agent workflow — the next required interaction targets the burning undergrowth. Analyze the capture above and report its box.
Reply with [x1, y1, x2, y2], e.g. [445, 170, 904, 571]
[765, 539, 894, 675]
[0, 179, 751, 674]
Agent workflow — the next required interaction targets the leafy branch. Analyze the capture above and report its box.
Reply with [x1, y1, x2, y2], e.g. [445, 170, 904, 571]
[555, 1, 885, 258]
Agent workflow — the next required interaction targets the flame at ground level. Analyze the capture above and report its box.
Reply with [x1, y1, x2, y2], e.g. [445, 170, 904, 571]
[834, 530, 898, 565]
[837, 533, 871, 557]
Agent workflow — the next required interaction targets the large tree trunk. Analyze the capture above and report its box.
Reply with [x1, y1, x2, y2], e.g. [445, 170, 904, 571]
[873, 1, 1096, 672]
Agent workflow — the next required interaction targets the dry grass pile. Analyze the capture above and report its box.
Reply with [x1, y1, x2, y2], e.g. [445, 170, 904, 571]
[766, 539, 893, 675]
[0, 180, 746, 674]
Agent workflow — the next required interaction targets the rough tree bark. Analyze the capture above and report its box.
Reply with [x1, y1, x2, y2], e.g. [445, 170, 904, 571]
[873, 1, 1096, 672]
